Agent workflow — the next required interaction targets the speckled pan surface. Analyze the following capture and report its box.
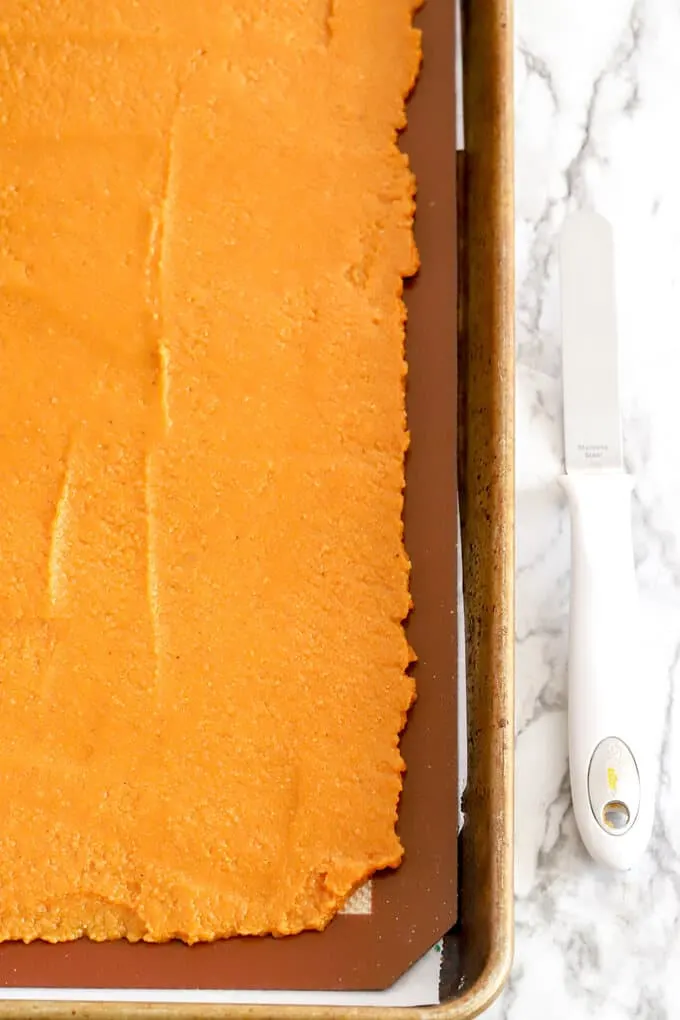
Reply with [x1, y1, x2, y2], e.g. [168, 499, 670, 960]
[0, 0, 513, 1014]
[439, 0, 515, 1015]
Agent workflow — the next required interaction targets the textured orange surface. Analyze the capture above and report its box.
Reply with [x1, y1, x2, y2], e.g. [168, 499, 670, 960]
[0, 0, 420, 942]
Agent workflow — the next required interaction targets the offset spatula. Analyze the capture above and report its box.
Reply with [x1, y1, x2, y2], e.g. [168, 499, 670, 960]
[559, 210, 653, 869]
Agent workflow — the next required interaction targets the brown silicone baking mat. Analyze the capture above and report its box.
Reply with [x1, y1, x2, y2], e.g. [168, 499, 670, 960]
[0, 0, 459, 996]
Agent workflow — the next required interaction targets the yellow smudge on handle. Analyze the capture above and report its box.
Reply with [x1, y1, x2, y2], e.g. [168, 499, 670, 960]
[607, 767, 618, 792]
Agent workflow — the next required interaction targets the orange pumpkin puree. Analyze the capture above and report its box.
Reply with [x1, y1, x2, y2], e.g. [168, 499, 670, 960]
[0, 0, 419, 942]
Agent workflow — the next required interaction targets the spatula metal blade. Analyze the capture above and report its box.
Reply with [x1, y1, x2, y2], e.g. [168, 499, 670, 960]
[559, 211, 623, 474]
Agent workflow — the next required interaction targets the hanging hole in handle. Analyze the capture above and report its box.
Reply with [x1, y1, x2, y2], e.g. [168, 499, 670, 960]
[602, 800, 630, 832]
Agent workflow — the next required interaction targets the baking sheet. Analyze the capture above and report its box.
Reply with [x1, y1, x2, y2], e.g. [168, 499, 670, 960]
[0, 1, 516, 1015]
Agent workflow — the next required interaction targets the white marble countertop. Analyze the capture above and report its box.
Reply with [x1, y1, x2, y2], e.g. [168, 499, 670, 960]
[487, 0, 680, 1016]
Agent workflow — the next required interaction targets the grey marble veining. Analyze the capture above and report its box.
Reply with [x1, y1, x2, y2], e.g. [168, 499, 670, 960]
[489, 0, 680, 1016]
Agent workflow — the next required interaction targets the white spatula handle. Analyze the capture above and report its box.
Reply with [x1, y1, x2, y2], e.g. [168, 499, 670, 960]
[564, 472, 653, 869]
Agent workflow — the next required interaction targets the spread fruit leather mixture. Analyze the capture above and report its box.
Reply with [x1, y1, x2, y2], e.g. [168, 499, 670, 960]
[0, 0, 420, 942]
